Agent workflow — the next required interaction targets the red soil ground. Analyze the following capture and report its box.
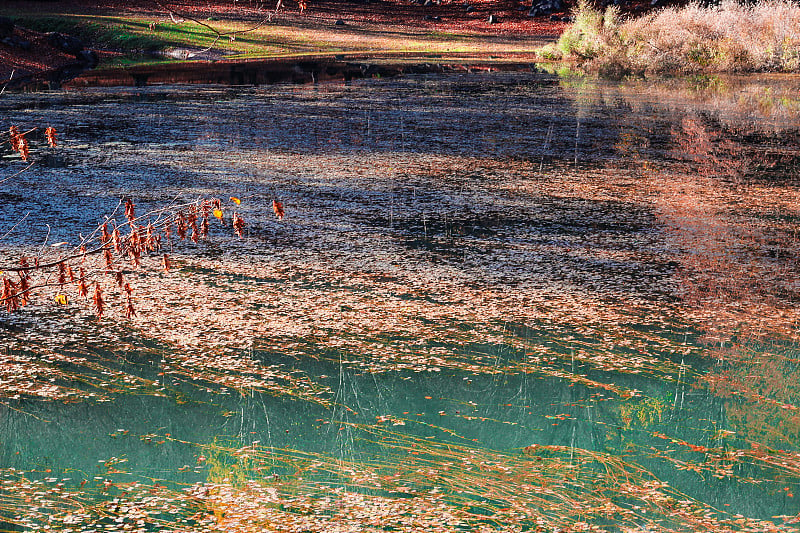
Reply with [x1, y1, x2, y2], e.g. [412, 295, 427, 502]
[0, 25, 80, 82]
[2, 0, 570, 83]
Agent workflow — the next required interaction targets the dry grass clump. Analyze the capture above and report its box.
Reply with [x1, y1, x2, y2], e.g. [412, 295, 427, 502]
[548, 0, 800, 75]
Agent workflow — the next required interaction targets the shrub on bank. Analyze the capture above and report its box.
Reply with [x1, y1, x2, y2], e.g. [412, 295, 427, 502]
[544, 0, 800, 76]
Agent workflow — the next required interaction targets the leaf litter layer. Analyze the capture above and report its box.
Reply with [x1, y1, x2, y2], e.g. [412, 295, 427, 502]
[1, 72, 800, 531]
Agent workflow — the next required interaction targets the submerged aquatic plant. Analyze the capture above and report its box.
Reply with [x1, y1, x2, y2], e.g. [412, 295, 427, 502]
[2, 424, 797, 532]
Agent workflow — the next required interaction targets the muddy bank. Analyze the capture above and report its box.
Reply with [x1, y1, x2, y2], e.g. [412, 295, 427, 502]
[62, 54, 544, 88]
[0, 22, 98, 90]
[4, 52, 548, 91]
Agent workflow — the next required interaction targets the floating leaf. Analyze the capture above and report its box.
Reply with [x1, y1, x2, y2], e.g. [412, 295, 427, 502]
[54, 294, 68, 306]
[230, 196, 241, 205]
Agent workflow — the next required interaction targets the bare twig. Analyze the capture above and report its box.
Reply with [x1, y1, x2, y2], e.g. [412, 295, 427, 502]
[0, 199, 202, 273]
[1, 126, 38, 141]
[645, 40, 665, 54]
[0, 162, 35, 185]
[0, 69, 14, 96]
[0, 212, 30, 242]
[37, 224, 52, 258]
[0, 193, 251, 318]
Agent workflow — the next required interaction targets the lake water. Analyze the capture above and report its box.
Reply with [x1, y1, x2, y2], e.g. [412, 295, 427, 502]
[1, 69, 800, 532]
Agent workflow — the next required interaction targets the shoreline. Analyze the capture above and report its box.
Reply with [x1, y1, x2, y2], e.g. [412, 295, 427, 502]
[4, 49, 560, 91]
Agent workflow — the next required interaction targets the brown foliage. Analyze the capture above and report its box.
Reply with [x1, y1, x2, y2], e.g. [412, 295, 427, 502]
[92, 283, 104, 318]
[232, 212, 245, 238]
[272, 199, 285, 220]
[44, 126, 57, 148]
[1, 196, 251, 318]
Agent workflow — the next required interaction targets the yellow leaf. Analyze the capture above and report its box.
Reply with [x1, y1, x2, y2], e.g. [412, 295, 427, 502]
[213, 209, 224, 220]
[55, 294, 69, 306]
[230, 196, 241, 205]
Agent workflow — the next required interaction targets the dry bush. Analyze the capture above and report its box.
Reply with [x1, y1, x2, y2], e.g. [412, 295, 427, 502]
[556, 0, 621, 60]
[557, 0, 800, 75]
[622, 0, 800, 73]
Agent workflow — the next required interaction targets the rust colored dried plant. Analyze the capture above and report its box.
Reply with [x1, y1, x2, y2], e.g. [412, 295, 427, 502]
[6, 125, 35, 163]
[1, 197, 249, 319]
[44, 126, 57, 148]
[92, 283, 104, 319]
[272, 199, 285, 220]
[232, 212, 245, 238]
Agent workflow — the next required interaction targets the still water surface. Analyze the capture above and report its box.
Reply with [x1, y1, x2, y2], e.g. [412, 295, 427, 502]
[1, 70, 800, 531]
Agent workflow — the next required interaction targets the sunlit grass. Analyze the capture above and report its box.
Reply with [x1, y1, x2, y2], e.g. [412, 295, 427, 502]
[0, 9, 547, 66]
